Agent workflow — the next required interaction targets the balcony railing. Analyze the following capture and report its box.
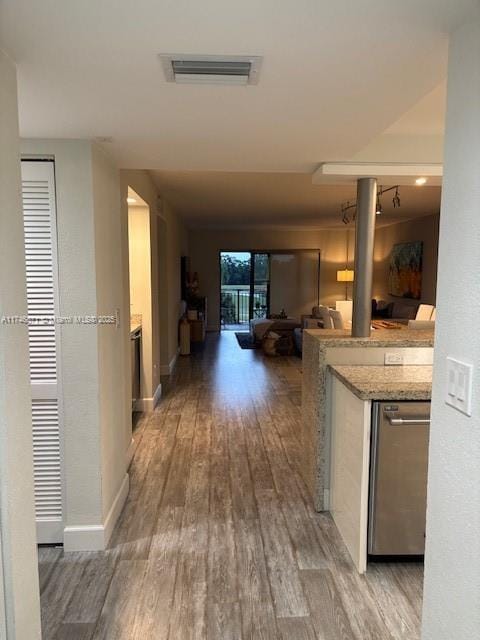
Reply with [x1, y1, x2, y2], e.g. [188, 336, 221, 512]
[220, 286, 267, 326]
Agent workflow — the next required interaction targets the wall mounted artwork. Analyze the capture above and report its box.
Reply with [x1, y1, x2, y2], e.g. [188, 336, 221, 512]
[388, 241, 423, 299]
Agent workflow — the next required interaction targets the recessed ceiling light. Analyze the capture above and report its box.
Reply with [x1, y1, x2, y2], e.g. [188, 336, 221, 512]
[127, 197, 137, 204]
[415, 177, 427, 186]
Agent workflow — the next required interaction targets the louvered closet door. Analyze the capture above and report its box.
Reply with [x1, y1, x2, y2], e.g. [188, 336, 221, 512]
[21, 160, 64, 544]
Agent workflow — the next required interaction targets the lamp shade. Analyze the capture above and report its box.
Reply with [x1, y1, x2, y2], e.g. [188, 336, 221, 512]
[336, 269, 354, 282]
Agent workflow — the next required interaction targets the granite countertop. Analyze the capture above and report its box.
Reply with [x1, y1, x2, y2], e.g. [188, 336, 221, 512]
[329, 364, 433, 400]
[305, 328, 434, 349]
[130, 314, 142, 336]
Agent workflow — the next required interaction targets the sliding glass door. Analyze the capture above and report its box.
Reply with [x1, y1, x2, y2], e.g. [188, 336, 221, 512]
[220, 250, 320, 330]
[220, 252, 270, 329]
[249, 253, 270, 321]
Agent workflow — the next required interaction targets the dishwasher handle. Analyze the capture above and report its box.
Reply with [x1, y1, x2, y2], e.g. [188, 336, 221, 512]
[387, 416, 430, 426]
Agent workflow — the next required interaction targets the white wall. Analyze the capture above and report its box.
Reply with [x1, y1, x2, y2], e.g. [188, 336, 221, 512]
[0, 50, 41, 639]
[373, 213, 439, 307]
[188, 228, 353, 331]
[128, 204, 154, 402]
[269, 251, 320, 318]
[91, 145, 129, 522]
[164, 200, 189, 366]
[21, 139, 128, 550]
[422, 16, 480, 640]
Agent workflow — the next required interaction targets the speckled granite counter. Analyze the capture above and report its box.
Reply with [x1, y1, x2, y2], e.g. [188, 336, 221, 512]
[329, 365, 432, 401]
[301, 329, 434, 511]
[130, 314, 142, 336]
[304, 328, 434, 348]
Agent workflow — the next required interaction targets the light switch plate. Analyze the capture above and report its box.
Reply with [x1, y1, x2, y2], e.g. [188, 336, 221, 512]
[446, 357, 473, 416]
[384, 352, 404, 366]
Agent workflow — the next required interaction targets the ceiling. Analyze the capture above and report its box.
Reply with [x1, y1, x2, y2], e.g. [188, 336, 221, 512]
[1, 0, 472, 227]
[152, 171, 441, 229]
[1, 0, 476, 174]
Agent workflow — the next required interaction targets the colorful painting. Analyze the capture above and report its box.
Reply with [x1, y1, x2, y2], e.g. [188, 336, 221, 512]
[388, 241, 423, 299]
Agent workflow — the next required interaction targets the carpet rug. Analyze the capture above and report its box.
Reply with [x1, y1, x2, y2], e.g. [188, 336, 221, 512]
[235, 332, 257, 349]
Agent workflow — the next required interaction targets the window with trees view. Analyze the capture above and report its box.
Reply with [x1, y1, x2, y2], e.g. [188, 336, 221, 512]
[220, 252, 269, 328]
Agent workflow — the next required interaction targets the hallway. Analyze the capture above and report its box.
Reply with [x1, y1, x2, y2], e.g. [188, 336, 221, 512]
[38, 332, 423, 639]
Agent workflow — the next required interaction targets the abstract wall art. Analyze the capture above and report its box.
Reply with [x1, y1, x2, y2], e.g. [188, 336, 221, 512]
[388, 241, 423, 299]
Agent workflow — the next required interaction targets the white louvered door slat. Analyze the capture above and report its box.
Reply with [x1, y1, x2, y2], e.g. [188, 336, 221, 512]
[21, 160, 64, 544]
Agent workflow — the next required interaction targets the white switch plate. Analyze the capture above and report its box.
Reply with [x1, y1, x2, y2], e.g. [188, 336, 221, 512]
[446, 357, 473, 416]
[384, 352, 404, 366]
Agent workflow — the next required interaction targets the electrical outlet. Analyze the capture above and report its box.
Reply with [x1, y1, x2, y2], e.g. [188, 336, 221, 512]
[384, 352, 404, 366]
[446, 357, 473, 416]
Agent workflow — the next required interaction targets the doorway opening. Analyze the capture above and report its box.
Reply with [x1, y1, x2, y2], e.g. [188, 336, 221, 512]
[220, 252, 269, 330]
[127, 187, 153, 414]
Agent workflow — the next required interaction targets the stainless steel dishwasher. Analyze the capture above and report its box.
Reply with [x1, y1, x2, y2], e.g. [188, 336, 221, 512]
[368, 401, 430, 556]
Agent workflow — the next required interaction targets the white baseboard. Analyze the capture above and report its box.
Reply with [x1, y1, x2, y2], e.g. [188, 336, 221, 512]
[159, 350, 179, 376]
[126, 437, 135, 467]
[63, 473, 129, 552]
[134, 383, 162, 412]
[103, 473, 129, 546]
[152, 382, 162, 409]
[323, 488, 330, 511]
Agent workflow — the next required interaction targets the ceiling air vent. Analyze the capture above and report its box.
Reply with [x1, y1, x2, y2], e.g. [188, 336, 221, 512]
[159, 54, 262, 85]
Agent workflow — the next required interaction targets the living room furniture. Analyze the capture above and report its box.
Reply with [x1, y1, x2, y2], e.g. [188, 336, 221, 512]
[415, 304, 435, 321]
[294, 306, 345, 353]
[189, 318, 206, 343]
[373, 299, 418, 322]
[335, 299, 353, 325]
[329, 309, 344, 329]
[407, 320, 435, 330]
[249, 317, 301, 342]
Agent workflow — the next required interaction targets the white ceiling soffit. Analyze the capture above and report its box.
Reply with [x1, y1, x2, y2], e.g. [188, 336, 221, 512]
[1, 0, 476, 172]
[312, 162, 443, 186]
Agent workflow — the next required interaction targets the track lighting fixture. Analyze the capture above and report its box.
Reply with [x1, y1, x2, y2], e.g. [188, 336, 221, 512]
[393, 187, 401, 208]
[340, 185, 401, 223]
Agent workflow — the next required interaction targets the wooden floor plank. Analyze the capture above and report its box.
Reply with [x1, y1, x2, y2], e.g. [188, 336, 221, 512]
[206, 602, 242, 640]
[91, 560, 147, 640]
[63, 553, 117, 624]
[243, 423, 309, 618]
[301, 569, 356, 640]
[207, 418, 238, 605]
[363, 563, 421, 639]
[40, 553, 89, 639]
[37, 546, 62, 593]
[167, 414, 211, 640]
[255, 411, 328, 570]
[55, 622, 96, 640]
[277, 616, 317, 640]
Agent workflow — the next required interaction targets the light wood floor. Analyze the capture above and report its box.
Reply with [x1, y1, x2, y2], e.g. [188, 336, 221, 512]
[38, 331, 423, 639]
